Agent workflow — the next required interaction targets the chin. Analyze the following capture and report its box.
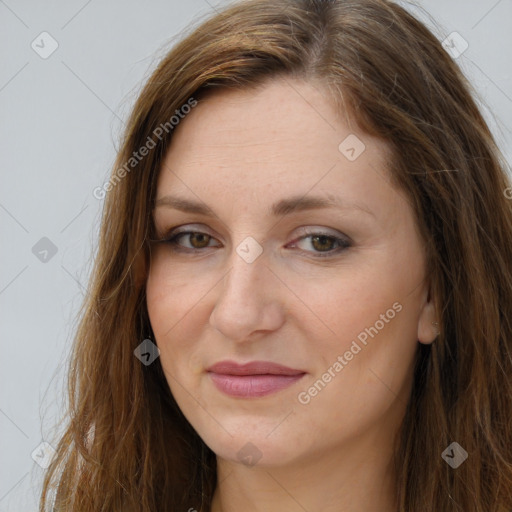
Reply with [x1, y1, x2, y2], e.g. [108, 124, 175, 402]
[197, 421, 301, 468]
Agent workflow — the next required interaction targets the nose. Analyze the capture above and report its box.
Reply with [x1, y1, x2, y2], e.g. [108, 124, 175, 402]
[209, 246, 285, 342]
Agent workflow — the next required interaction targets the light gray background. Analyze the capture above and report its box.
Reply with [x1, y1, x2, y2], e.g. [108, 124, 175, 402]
[1, 1, 511, 510]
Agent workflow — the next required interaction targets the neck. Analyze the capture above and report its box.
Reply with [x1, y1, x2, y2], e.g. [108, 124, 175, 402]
[209, 431, 398, 512]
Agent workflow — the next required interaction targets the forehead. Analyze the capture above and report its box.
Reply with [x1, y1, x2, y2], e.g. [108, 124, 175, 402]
[155, 78, 395, 217]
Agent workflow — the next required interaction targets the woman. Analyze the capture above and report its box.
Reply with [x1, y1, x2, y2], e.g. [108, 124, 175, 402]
[40, 0, 512, 510]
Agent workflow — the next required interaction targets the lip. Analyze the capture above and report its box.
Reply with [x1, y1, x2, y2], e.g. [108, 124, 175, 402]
[207, 360, 305, 376]
[206, 360, 306, 398]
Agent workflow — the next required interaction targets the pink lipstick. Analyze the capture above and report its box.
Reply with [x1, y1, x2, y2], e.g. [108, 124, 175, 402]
[206, 360, 306, 398]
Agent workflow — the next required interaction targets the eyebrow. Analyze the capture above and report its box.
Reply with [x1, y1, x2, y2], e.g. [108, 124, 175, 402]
[154, 194, 375, 218]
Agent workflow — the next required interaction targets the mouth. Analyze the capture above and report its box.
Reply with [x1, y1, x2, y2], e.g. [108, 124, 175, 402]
[206, 360, 307, 398]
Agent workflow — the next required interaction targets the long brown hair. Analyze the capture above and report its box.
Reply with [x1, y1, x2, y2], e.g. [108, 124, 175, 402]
[40, 0, 512, 510]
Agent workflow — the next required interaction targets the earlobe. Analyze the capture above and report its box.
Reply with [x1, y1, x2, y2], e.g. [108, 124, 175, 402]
[417, 286, 439, 345]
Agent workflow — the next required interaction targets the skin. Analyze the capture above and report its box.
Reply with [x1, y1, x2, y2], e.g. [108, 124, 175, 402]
[145, 77, 438, 512]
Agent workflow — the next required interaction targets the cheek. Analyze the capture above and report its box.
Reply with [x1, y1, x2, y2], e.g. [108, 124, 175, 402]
[294, 295, 418, 446]
[146, 256, 194, 356]
[287, 263, 402, 348]
[146, 253, 218, 384]
[146, 250, 205, 333]
[293, 250, 423, 391]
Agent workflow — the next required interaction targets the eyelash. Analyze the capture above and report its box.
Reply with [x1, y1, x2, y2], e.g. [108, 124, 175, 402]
[156, 228, 351, 258]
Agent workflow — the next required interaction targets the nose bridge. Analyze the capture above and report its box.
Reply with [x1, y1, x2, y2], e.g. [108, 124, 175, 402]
[223, 231, 267, 296]
[219, 243, 267, 311]
[209, 238, 282, 340]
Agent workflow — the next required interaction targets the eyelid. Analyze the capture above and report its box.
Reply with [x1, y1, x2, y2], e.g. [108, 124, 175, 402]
[291, 226, 352, 243]
[154, 223, 215, 241]
[156, 224, 351, 257]
[156, 224, 349, 241]
[286, 228, 351, 257]
[158, 225, 220, 248]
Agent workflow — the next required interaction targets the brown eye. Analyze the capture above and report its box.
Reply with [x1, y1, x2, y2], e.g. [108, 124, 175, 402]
[288, 231, 351, 258]
[187, 232, 211, 248]
[310, 235, 336, 252]
[173, 231, 215, 249]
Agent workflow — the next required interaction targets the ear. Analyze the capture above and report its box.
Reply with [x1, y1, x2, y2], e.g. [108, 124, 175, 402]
[417, 283, 439, 345]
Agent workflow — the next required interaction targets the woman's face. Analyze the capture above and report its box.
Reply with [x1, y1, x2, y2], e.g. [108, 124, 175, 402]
[146, 77, 437, 467]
